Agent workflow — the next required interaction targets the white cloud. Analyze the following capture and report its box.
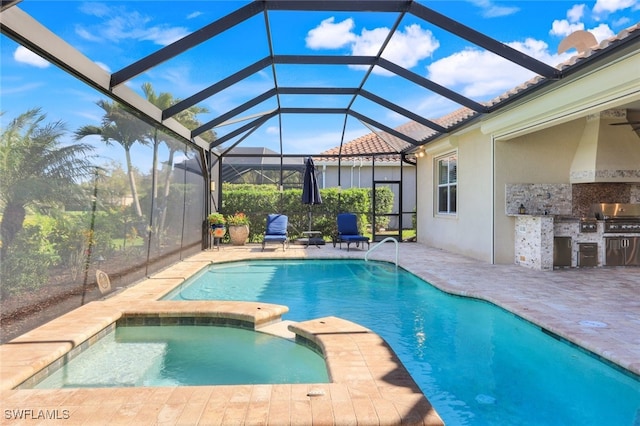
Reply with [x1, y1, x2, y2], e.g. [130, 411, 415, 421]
[426, 38, 572, 100]
[306, 17, 356, 49]
[187, 11, 203, 20]
[593, 0, 637, 14]
[13, 46, 49, 68]
[75, 25, 101, 42]
[549, 22, 613, 48]
[589, 23, 616, 41]
[77, 4, 190, 46]
[549, 3, 616, 43]
[0, 82, 45, 96]
[306, 19, 439, 76]
[550, 19, 585, 37]
[140, 26, 188, 45]
[612, 16, 632, 26]
[79, 2, 111, 18]
[350, 26, 388, 56]
[370, 24, 439, 70]
[567, 4, 586, 22]
[266, 126, 279, 135]
[467, 0, 520, 17]
[549, 4, 589, 37]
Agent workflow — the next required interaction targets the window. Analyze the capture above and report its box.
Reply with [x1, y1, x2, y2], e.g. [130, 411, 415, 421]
[437, 153, 457, 214]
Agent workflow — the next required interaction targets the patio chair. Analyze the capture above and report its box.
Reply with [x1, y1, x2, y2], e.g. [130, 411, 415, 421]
[262, 214, 289, 251]
[336, 213, 370, 251]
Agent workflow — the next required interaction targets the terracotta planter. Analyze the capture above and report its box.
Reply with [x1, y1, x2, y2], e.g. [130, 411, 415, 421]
[228, 225, 249, 245]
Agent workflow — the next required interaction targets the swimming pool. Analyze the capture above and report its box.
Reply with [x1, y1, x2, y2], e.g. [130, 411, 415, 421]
[34, 324, 329, 388]
[165, 259, 640, 426]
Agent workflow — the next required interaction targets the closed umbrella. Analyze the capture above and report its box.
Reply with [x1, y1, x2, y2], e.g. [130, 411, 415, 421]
[302, 157, 322, 231]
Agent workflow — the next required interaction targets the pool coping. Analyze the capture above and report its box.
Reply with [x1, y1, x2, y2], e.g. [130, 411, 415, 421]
[0, 259, 444, 425]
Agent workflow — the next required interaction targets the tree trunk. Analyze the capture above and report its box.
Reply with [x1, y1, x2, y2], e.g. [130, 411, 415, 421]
[125, 148, 143, 217]
[158, 148, 176, 234]
[0, 202, 26, 260]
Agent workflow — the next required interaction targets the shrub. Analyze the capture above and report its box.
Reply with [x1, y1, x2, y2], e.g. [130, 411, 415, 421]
[207, 213, 226, 225]
[220, 184, 393, 240]
[0, 226, 56, 297]
[226, 212, 250, 226]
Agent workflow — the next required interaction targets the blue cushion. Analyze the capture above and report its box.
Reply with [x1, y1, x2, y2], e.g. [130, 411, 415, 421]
[340, 235, 368, 242]
[266, 214, 288, 235]
[337, 213, 359, 235]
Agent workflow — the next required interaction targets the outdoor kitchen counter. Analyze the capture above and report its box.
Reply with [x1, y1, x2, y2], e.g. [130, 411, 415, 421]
[512, 215, 599, 270]
[517, 215, 640, 269]
[511, 203, 640, 270]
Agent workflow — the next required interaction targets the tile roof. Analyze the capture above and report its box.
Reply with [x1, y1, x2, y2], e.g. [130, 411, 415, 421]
[319, 131, 401, 162]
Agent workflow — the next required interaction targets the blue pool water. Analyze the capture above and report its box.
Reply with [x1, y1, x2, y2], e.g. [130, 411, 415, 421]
[35, 325, 328, 388]
[165, 259, 640, 426]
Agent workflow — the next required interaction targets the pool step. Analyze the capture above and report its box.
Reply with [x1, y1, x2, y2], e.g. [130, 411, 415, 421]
[256, 320, 297, 340]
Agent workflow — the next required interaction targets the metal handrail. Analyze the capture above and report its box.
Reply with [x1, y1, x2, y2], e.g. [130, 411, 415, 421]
[365, 237, 398, 267]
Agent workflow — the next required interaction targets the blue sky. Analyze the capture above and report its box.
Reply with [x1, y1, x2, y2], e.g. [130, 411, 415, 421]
[2, 0, 640, 159]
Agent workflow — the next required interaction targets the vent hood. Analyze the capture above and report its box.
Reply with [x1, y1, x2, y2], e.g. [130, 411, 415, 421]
[570, 109, 640, 183]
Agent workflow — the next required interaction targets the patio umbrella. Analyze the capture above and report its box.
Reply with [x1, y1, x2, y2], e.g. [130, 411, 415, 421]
[302, 157, 322, 230]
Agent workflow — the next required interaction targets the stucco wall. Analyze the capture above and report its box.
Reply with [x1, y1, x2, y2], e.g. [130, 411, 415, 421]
[416, 118, 585, 264]
[493, 119, 584, 263]
[416, 129, 494, 262]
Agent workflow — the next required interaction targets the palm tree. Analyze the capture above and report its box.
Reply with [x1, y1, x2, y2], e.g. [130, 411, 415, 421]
[0, 108, 95, 259]
[140, 83, 214, 236]
[75, 100, 149, 218]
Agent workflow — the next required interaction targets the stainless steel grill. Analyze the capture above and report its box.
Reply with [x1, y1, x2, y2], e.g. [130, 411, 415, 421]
[604, 219, 640, 233]
[590, 203, 640, 233]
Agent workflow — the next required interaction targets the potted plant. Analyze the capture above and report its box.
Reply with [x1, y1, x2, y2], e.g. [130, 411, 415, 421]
[207, 213, 226, 238]
[226, 212, 250, 245]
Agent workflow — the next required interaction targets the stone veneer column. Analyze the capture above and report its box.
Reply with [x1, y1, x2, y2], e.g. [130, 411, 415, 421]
[514, 215, 554, 270]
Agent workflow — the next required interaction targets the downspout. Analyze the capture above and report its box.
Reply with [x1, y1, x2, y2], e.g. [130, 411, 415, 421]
[491, 135, 496, 265]
[351, 160, 355, 188]
[401, 153, 417, 240]
[322, 164, 326, 189]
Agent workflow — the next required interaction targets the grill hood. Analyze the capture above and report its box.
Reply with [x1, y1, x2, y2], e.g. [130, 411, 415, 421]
[570, 109, 640, 183]
[590, 203, 640, 219]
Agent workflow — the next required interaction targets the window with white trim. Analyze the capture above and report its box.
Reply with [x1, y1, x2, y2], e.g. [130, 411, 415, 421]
[437, 153, 457, 214]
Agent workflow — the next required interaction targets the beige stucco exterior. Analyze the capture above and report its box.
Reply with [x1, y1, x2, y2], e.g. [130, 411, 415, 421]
[417, 130, 495, 262]
[416, 47, 640, 264]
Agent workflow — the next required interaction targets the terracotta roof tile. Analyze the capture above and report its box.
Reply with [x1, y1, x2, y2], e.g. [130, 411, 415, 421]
[319, 132, 400, 162]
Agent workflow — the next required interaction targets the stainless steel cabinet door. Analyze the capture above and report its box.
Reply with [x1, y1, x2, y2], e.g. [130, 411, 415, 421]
[605, 238, 624, 266]
[624, 237, 640, 266]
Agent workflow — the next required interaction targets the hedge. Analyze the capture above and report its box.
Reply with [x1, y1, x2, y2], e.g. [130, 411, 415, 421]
[219, 184, 393, 242]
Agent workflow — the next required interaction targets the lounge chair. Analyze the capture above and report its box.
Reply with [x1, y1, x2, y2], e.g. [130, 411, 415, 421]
[262, 214, 289, 251]
[336, 213, 370, 251]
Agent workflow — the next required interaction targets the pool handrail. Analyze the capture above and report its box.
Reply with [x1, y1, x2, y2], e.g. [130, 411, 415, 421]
[365, 237, 398, 267]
